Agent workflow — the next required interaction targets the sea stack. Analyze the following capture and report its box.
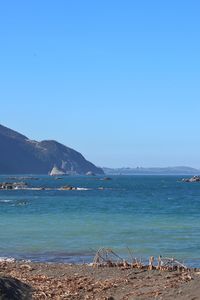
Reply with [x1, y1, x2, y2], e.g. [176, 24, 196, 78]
[49, 166, 65, 176]
[86, 171, 96, 176]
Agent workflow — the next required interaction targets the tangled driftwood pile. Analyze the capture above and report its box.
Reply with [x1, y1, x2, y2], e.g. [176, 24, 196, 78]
[92, 248, 188, 272]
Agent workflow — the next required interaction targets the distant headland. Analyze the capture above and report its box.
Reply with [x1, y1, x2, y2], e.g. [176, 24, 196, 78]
[103, 166, 200, 175]
[0, 124, 103, 175]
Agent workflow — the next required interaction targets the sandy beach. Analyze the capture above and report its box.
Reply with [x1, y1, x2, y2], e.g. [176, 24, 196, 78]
[0, 260, 200, 299]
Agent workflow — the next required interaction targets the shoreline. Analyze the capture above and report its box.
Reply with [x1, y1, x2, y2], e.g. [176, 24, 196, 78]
[1, 252, 200, 269]
[0, 260, 200, 299]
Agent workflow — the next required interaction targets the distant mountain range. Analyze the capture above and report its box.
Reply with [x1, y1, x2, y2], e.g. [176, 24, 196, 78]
[0, 124, 103, 175]
[103, 166, 200, 175]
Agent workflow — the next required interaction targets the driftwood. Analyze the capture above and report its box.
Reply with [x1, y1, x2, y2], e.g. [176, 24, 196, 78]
[157, 256, 188, 271]
[93, 248, 144, 269]
[93, 248, 126, 267]
[92, 248, 189, 272]
[149, 256, 154, 270]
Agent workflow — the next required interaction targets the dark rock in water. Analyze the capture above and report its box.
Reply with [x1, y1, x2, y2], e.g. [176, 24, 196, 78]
[102, 177, 112, 180]
[0, 182, 27, 190]
[0, 277, 32, 299]
[0, 124, 104, 175]
[60, 185, 75, 190]
[182, 176, 200, 182]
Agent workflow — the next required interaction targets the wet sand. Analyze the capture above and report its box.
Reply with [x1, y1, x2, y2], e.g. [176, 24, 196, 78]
[0, 261, 200, 299]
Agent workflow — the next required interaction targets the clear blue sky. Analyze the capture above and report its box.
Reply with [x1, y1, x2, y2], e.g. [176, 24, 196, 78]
[1, 1, 200, 168]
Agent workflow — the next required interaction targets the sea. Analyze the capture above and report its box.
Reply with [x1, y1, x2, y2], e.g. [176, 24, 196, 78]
[0, 175, 200, 267]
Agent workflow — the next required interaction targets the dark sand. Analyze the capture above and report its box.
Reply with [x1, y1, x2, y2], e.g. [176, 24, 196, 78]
[0, 261, 200, 299]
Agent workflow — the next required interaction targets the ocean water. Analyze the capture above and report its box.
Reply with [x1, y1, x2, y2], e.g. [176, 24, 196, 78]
[0, 175, 200, 267]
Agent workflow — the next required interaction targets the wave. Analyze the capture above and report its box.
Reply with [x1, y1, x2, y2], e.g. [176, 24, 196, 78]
[0, 199, 13, 203]
[76, 187, 91, 191]
[0, 256, 16, 262]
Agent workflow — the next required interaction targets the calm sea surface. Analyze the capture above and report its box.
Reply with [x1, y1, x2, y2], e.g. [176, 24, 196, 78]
[0, 175, 200, 266]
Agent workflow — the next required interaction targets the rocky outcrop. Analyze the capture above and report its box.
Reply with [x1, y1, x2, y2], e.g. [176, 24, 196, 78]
[0, 182, 28, 190]
[86, 171, 96, 176]
[0, 277, 32, 299]
[182, 176, 200, 182]
[0, 124, 104, 175]
[49, 166, 66, 176]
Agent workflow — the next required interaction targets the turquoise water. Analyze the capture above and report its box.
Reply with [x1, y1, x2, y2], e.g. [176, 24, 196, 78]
[0, 175, 200, 266]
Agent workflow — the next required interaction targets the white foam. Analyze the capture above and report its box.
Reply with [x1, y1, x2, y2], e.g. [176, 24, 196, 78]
[0, 199, 13, 203]
[76, 187, 91, 191]
[0, 257, 16, 262]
